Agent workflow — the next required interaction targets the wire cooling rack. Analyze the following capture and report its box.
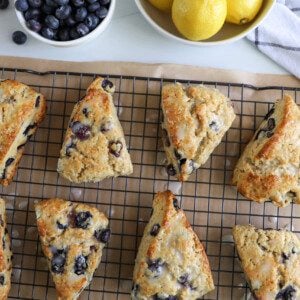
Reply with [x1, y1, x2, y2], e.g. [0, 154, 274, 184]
[0, 66, 299, 300]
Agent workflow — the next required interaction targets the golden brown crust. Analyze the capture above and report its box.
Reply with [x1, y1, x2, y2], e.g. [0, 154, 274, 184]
[161, 83, 235, 181]
[233, 225, 300, 300]
[35, 198, 110, 300]
[233, 95, 300, 207]
[0, 79, 46, 186]
[57, 77, 133, 183]
[131, 191, 214, 299]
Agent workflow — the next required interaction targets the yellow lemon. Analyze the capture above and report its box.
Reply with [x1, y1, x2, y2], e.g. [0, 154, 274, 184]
[172, 0, 227, 41]
[148, 0, 173, 12]
[226, 0, 263, 25]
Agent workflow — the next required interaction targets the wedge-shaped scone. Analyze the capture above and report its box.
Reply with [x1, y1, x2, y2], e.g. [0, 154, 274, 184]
[161, 83, 235, 181]
[233, 225, 300, 300]
[57, 78, 133, 183]
[0, 199, 12, 300]
[0, 79, 46, 186]
[131, 190, 214, 299]
[233, 95, 300, 207]
[35, 198, 110, 300]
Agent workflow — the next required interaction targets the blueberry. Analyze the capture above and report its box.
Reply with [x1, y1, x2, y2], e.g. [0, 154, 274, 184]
[99, 0, 110, 5]
[53, 0, 69, 5]
[209, 120, 220, 132]
[0, 0, 8, 9]
[162, 129, 170, 147]
[82, 108, 89, 117]
[71, 0, 84, 7]
[12, 31, 27, 45]
[100, 121, 113, 133]
[109, 141, 123, 157]
[166, 164, 176, 176]
[150, 224, 160, 236]
[58, 28, 70, 41]
[87, 1, 99, 12]
[173, 198, 180, 210]
[5, 158, 14, 168]
[94, 228, 111, 243]
[178, 273, 190, 287]
[65, 16, 76, 27]
[275, 285, 296, 300]
[0, 275, 4, 285]
[45, 15, 60, 29]
[76, 23, 89, 36]
[281, 252, 289, 263]
[15, 0, 28, 11]
[74, 7, 87, 21]
[86, 0, 97, 3]
[74, 255, 88, 275]
[85, 13, 99, 29]
[70, 27, 80, 39]
[41, 27, 55, 40]
[266, 118, 275, 131]
[174, 149, 181, 160]
[45, 0, 57, 7]
[65, 141, 76, 156]
[75, 211, 92, 229]
[95, 6, 107, 19]
[155, 295, 177, 300]
[42, 3, 54, 14]
[51, 249, 67, 274]
[147, 258, 164, 276]
[35, 95, 40, 107]
[27, 0, 41, 8]
[55, 4, 71, 19]
[71, 121, 91, 140]
[56, 221, 68, 230]
[264, 106, 275, 120]
[101, 79, 113, 91]
[24, 8, 41, 20]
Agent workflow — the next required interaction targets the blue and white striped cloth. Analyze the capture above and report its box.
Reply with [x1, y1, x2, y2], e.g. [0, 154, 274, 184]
[247, 0, 300, 78]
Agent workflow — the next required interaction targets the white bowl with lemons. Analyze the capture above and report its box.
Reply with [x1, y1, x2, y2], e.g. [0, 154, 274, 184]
[135, 0, 275, 46]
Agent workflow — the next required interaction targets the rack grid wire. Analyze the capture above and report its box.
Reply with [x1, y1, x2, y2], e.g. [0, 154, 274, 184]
[0, 66, 299, 300]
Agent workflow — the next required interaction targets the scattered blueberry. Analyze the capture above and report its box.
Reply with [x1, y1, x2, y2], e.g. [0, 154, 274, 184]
[74, 211, 92, 229]
[45, 15, 60, 29]
[58, 28, 70, 41]
[12, 31, 27, 45]
[51, 249, 67, 274]
[5, 158, 15, 168]
[57, 221, 68, 230]
[264, 106, 275, 120]
[71, 121, 91, 140]
[74, 6, 87, 21]
[275, 285, 296, 300]
[109, 141, 123, 157]
[166, 164, 176, 176]
[0, 275, 4, 285]
[209, 120, 220, 132]
[55, 4, 71, 19]
[94, 228, 111, 243]
[82, 107, 89, 117]
[100, 121, 113, 133]
[147, 258, 164, 276]
[173, 198, 180, 210]
[41, 27, 55, 40]
[24, 8, 41, 20]
[0, 0, 9, 9]
[74, 255, 88, 275]
[95, 6, 108, 19]
[150, 224, 160, 236]
[87, 1, 100, 12]
[28, 0, 41, 8]
[65, 141, 76, 156]
[101, 79, 113, 91]
[76, 22, 89, 36]
[266, 118, 275, 131]
[15, 0, 28, 11]
[71, 0, 84, 6]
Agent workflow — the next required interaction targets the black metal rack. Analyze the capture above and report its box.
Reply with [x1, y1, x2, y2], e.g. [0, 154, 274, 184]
[0, 67, 299, 299]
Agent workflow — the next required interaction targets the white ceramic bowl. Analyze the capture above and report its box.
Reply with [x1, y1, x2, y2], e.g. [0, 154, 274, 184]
[15, 0, 116, 47]
[135, 0, 275, 46]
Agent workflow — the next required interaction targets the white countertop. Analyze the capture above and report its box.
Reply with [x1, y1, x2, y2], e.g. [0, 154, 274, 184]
[0, 0, 288, 75]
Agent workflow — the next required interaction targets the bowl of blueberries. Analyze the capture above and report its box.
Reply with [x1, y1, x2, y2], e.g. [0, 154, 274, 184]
[14, 0, 115, 46]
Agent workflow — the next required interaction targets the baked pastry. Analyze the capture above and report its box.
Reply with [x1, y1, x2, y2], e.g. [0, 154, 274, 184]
[57, 77, 133, 183]
[0, 198, 12, 300]
[131, 190, 214, 299]
[161, 83, 235, 181]
[233, 225, 300, 300]
[0, 79, 46, 186]
[35, 198, 110, 300]
[233, 95, 300, 207]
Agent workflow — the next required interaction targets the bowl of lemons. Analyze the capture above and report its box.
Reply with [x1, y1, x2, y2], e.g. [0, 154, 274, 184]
[135, 0, 275, 45]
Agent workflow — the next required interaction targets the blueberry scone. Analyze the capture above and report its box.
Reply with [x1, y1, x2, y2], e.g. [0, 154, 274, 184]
[57, 78, 133, 183]
[233, 95, 300, 207]
[0, 79, 46, 186]
[131, 190, 214, 299]
[35, 198, 110, 300]
[233, 225, 300, 300]
[0, 199, 12, 300]
[161, 83, 235, 181]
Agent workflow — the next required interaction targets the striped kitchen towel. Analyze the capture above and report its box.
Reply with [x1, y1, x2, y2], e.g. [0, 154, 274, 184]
[247, 0, 300, 78]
